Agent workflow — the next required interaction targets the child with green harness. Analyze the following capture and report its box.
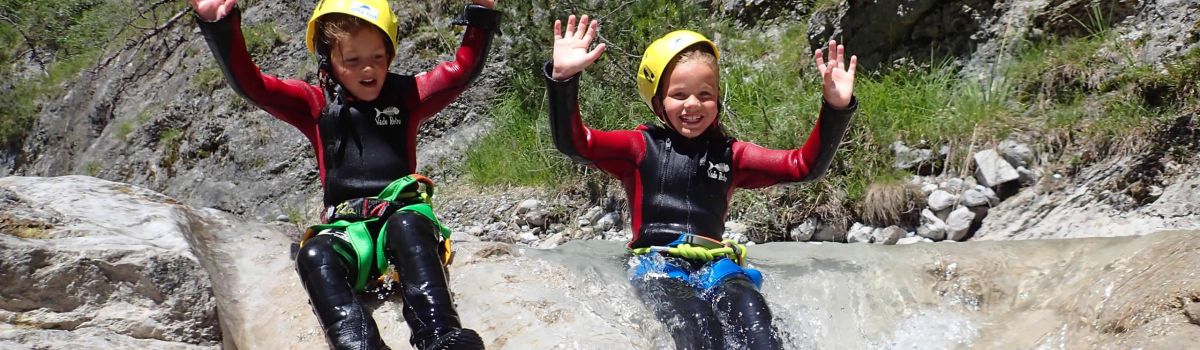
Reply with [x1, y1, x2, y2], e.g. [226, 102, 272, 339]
[543, 15, 858, 349]
[190, 0, 501, 348]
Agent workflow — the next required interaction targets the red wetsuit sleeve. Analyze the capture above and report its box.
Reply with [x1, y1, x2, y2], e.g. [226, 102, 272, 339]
[406, 6, 501, 122]
[543, 62, 645, 177]
[406, 27, 491, 122]
[732, 97, 857, 188]
[196, 8, 323, 146]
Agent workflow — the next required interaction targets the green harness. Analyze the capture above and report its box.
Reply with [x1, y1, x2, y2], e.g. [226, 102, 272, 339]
[302, 175, 451, 292]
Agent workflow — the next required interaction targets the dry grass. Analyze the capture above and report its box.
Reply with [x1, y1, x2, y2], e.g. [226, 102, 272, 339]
[0, 214, 54, 239]
[812, 194, 851, 233]
[859, 181, 926, 228]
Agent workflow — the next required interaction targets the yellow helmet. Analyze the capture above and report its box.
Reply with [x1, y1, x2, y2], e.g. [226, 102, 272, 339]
[636, 30, 720, 110]
[305, 0, 400, 56]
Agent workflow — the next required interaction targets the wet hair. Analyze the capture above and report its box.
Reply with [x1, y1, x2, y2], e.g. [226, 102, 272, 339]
[318, 13, 392, 59]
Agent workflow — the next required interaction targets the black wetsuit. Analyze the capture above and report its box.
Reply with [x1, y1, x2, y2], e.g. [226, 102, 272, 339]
[544, 62, 856, 349]
[198, 4, 500, 350]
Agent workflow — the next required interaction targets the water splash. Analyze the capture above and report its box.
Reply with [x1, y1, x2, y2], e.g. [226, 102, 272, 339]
[883, 310, 979, 349]
[422, 233, 1200, 349]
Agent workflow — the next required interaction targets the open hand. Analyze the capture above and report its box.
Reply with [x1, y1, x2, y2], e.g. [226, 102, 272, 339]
[189, 0, 238, 22]
[551, 15, 606, 81]
[471, 0, 496, 9]
[814, 40, 857, 109]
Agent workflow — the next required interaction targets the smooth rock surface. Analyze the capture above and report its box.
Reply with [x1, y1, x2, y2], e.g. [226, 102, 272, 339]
[0, 176, 219, 349]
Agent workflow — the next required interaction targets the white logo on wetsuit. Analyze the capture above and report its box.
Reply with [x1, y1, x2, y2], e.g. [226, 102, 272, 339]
[374, 106, 402, 126]
[707, 161, 729, 182]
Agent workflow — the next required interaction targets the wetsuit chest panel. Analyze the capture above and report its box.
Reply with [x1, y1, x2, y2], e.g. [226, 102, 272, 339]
[318, 75, 415, 205]
[637, 127, 734, 244]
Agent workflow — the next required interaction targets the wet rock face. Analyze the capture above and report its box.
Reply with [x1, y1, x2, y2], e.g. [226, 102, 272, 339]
[715, 0, 812, 27]
[808, 0, 995, 71]
[0, 176, 219, 348]
[0, 149, 14, 177]
[808, 0, 1199, 76]
[1031, 0, 1140, 40]
[1126, 0, 1200, 65]
[1110, 115, 1200, 208]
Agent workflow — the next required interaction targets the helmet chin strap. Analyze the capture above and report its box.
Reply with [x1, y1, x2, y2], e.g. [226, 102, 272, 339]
[316, 40, 349, 104]
[652, 96, 674, 131]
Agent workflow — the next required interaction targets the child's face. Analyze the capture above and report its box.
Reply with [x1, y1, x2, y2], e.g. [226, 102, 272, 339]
[329, 27, 389, 102]
[659, 60, 719, 139]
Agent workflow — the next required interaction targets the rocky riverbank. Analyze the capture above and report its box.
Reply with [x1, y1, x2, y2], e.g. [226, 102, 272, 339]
[3, 175, 1200, 349]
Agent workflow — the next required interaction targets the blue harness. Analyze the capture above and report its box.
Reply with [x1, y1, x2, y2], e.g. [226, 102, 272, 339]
[630, 234, 764, 296]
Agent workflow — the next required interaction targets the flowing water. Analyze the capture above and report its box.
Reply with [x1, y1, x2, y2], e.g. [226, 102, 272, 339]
[199, 224, 1200, 349]
[445, 231, 1200, 349]
[8, 177, 1196, 349]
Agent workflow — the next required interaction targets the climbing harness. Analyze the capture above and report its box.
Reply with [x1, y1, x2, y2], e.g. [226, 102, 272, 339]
[630, 233, 747, 266]
[300, 174, 454, 292]
[629, 233, 762, 294]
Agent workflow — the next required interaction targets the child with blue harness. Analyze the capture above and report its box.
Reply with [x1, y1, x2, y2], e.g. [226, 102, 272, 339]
[543, 14, 858, 349]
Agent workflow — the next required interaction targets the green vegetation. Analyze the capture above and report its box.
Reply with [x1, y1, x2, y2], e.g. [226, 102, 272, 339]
[0, 0, 187, 146]
[283, 206, 306, 227]
[0, 49, 105, 147]
[243, 21, 283, 57]
[158, 127, 185, 168]
[191, 66, 225, 91]
[465, 1, 1197, 237]
[115, 106, 157, 141]
[159, 128, 184, 146]
[11, 226, 50, 239]
[83, 161, 101, 177]
[466, 0, 722, 187]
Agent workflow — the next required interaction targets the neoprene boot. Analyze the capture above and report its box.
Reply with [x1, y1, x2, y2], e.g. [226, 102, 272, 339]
[385, 212, 485, 350]
[296, 235, 389, 350]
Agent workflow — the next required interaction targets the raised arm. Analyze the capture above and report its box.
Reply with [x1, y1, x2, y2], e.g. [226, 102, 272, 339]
[732, 99, 856, 188]
[407, 3, 502, 121]
[733, 40, 858, 188]
[544, 15, 643, 171]
[192, 0, 323, 142]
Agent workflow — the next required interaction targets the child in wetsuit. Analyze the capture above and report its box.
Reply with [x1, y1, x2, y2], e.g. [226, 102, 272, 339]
[190, 0, 500, 349]
[543, 15, 858, 349]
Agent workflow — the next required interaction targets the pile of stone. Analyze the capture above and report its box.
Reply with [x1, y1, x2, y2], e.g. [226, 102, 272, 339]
[790, 139, 1042, 245]
[439, 140, 1042, 248]
[569, 202, 631, 244]
[902, 139, 1040, 243]
[444, 193, 630, 249]
[909, 175, 1000, 242]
